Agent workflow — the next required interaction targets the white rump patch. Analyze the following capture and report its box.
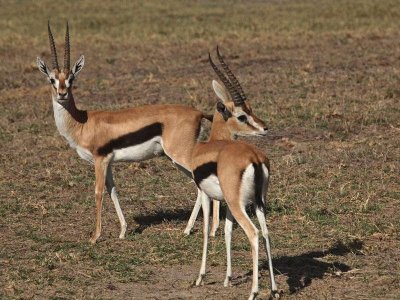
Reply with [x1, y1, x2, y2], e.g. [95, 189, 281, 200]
[240, 164, 255, 206]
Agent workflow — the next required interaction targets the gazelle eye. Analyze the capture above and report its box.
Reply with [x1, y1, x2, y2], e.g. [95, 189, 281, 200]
[50, 78, 55, 85]
[238, 115, 248, 123]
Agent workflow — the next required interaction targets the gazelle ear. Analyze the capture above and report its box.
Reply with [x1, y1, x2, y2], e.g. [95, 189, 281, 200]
[37, 57, 50, 77]
[216, 101, 232, 121]
[212, 80, 230, 103]
[71, 55, 84, 77]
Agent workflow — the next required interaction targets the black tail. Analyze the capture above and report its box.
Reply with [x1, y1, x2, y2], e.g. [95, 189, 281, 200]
[253, 163, 266, 210]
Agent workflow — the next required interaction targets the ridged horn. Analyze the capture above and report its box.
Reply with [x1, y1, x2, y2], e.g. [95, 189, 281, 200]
[216, 46, 247, 102]
[48, 21, 59, 71]
[64, 21, 70, 71]
[209, 52, 242, 105]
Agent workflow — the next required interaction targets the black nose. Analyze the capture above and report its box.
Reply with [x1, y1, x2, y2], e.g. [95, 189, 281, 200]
[263, 126, 268, 131]
[59, 92, 67, 98]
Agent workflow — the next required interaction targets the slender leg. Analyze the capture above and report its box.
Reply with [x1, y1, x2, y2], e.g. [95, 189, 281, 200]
[184, 188, 202, 235]
[224, 207, 234, 287]
[255, 206, 278, 296]
[228, 203, 259, 300]
[196, 191, 210, 286]
[105, 164, 127, 239]
[89, 156, 109, 244]
[210, 200, 220, 237]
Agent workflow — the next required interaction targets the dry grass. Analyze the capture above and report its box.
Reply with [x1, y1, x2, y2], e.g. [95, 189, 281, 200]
[0, 0, 399, 299]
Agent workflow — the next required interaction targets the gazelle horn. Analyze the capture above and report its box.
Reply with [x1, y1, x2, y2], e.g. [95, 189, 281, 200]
[216, 46, 247, 102]
[48, 21, 59, 71]
[64, 21, 70, 71]
[209, 52, 243, 106]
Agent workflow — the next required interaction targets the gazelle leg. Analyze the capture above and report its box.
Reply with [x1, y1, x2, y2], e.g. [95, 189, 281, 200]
[105, 164, 127, 239]
[255, 206, 278, 297]
[210, 200, 220, 237]
[196, 191, 210, 286]
[89, 156, 109, 244]
[184, 189, 202, 235]
[224, 207, 234, 287]
[228, 203, 259, 300]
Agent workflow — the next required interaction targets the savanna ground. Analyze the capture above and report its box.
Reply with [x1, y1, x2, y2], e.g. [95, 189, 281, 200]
[0, 0, 399, 299]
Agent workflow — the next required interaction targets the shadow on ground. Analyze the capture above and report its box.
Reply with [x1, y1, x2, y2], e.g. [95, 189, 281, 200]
[132, 208, 193, 234]
[266, 239, 363, 294]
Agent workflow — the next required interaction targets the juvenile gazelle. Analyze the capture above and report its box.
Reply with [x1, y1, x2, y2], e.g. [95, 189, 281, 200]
[37, 22, 210, 244]
[190, 53, 278, 299]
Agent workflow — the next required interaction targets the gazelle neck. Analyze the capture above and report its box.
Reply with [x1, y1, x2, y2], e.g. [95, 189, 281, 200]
[208, 112, 233, 142]
[51, 90, 87, 148]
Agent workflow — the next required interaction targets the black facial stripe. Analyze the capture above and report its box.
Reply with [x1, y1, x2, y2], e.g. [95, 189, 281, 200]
[193, 162, 217, 187]
[97, 122, 163, 156]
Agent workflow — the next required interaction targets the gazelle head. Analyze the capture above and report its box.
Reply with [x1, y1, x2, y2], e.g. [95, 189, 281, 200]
[209, 47, 268, 137]
[37, 21, 84, 104]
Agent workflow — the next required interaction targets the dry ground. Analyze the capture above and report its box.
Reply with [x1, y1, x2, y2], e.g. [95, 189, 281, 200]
[0, 0, 399, 299]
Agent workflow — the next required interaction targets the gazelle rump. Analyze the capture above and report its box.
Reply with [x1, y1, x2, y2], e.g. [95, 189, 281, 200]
[184, 47, 268, 237]
[189, 72, 278, 297]
[37, 22, 207, 244]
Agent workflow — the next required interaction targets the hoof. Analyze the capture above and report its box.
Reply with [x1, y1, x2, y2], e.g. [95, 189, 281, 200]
[270, 290, 282, 299]
[248, 292, 258, 300]
[183, 228, 191, 236]
[223, 276, 232, 287]
[119, 225, 127, 239]
[118, 230, 126, 239]
[195, 274, 204, 286]
[89, 237, 98, 244]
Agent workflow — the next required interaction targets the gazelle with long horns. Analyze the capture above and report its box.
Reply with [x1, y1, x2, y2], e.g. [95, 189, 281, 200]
[37, 22, 211, 244]
[190, 52, 278, 299]
[183, 47, 267, 237]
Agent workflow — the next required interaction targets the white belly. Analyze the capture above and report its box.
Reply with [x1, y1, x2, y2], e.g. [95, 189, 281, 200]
[113, 136, 163, 162]
[199, 175, 224, 200]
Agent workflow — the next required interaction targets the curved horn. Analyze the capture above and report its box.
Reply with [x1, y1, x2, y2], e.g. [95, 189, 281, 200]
[64, 21, 70, 71]
[209, 52, 243, 105]
[216, 46, 247, 102]
[48, 21, 59, 71]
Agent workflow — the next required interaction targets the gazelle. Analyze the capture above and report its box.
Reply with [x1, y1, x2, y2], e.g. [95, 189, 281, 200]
[183, 47, 268, 237]
[190, 53, 278, 299]
[37, 22, 211, 244]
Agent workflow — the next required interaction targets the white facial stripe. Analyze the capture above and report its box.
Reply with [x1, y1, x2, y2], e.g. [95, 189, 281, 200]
[248, 115, 264, 130]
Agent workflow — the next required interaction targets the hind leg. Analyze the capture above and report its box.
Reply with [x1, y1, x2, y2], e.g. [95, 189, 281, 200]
[224, 207, 234, 287]
[210, 200, 220, 237]
[228, 202, 259, 300]
[255, 206, 278, 296]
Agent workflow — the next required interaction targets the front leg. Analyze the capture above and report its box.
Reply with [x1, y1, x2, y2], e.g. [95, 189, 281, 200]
[106, 164, 127, 239]
[89, 156, 109, 244]
[184, 189, 202, 235]
[196, 191, 210, 286]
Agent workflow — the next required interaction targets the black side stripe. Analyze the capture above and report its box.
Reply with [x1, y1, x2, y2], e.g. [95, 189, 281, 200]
[97, 122, 163, 156]
[193, 162, 217, 187]
[253, 163, 265, 209]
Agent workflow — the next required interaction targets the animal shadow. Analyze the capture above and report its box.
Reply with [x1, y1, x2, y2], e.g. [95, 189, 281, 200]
[265, 239, 363, 294]
[132, 208, 193, 234]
